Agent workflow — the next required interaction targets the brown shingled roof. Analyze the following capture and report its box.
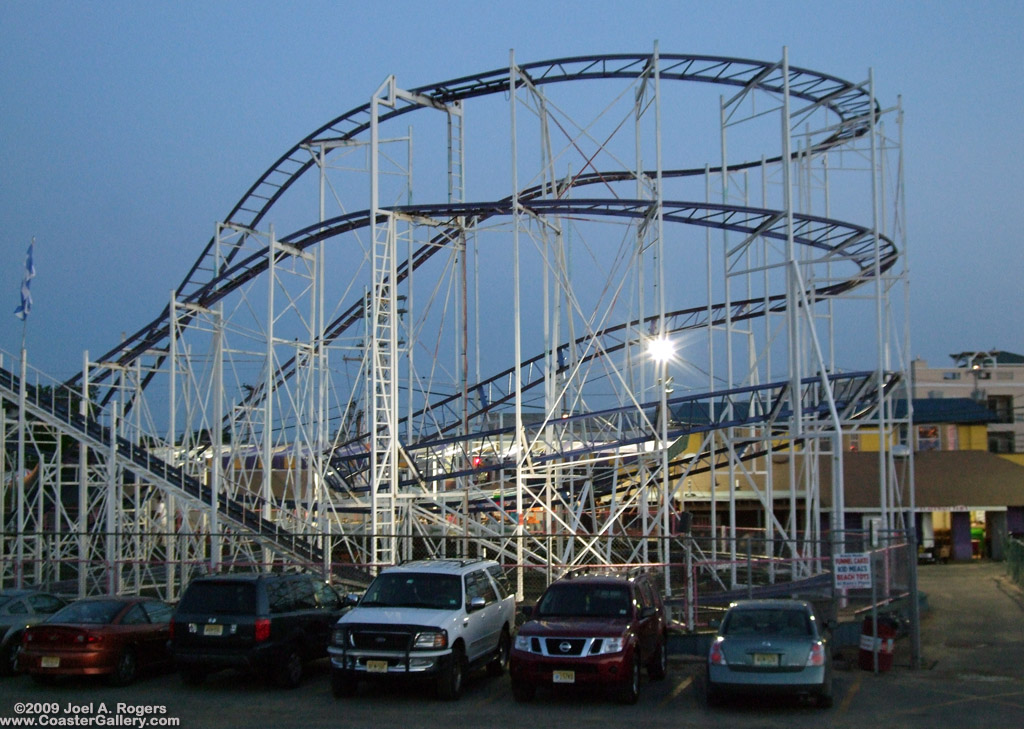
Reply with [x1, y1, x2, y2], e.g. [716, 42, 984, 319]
[824, 451, 1024, 509]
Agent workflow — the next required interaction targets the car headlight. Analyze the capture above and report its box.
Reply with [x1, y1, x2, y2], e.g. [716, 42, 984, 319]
[413, 630, 447, 649]
[514, 634, 531, 652]
[593, 637, 625, 655]
[332, 628, 348, 646]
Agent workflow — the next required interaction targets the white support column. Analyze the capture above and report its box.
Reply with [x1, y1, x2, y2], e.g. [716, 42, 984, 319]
[16, 347, 27, 589]
[315, 146, 331, 577]
[210, 303, 223, 572]
[167, 291, 179, 597]
[263, 227, 277, 569]
[780, 48, 803, 564]
[781, 48, 803, 441]
[370, 78, 399, 570]
[869, 68, 890, 532]
[0, 397, 6, 588]
[651, 43, 673, 597]
[106, 402, 119, 595]
[719, 90, 739, 589]
[510, 51, 526, 602]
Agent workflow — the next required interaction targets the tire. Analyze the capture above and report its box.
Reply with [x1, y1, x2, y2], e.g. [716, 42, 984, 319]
[704, 672, 722, 708]
[436, 644, 465, 701]
[276, 647, 303, 689]
[647, 637, 668, 681]
[0, 637, 22, 676]
[511, 679, 536, 702]
[107, 647, 138, 686]
[617, 653, 641, 705]
[180, 667, 206, 686]
[816, 679, 834, 708]
[487, 628, 511, 677]
[331, 668, 357, 698]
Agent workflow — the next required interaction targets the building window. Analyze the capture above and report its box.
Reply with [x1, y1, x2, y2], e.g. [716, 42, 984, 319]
[942, 372, 961, 380]
[987, 395, 1013, 424]
[989, 431, 1014, 454]
[917, 425, 940, 451]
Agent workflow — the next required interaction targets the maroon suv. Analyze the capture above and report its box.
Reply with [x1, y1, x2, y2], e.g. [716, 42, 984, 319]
[509, 571, 668, 703]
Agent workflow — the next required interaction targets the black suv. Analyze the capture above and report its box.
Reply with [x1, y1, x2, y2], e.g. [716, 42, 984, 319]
[170, 572, 344, 688]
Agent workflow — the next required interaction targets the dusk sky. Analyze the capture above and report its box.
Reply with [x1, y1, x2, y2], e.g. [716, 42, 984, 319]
[2, 1, 1022, 380]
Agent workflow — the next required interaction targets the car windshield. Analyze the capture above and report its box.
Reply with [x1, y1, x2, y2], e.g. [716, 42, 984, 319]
[535, 584, 631, 619]
[178, 582, 257, 614]
[47, 600, 124, 625]
[722, 608, 811, 637]
[359, 573, 461, 610]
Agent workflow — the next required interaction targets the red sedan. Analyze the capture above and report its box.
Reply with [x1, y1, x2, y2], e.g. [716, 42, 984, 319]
[20, 596, 173, 685]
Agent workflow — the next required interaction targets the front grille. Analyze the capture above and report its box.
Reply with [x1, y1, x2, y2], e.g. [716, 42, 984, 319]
[543, 638, 587, 656]
[350, 630, 412, 651]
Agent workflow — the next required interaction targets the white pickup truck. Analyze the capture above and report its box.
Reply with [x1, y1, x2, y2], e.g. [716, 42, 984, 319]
[328, 558, 515, 700]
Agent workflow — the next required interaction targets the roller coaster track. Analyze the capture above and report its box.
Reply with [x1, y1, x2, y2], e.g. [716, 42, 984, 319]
[70, 196, 897, 442]
[2, 51, 906, 598]
[1, 350, 896, 563]
[0, 364, 325, 572]
[328, 369, 899, 498]
[74, 53, 879, 399]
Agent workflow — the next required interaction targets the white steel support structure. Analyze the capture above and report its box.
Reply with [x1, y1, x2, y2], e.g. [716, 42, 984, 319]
[0, 51, 911, 616]
[368, 77, 463, 570]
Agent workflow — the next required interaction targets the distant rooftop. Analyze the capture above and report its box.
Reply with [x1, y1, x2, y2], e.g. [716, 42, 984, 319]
[666, 398, 995, 426]
[950, 350, 1024, 367]
[899, 397, 996, 424]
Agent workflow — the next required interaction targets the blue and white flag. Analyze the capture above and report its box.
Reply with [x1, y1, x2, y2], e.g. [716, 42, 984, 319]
[13, 239, 35, 320]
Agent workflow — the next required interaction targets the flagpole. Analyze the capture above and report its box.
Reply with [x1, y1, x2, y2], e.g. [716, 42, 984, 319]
[13, 236, 35, 588]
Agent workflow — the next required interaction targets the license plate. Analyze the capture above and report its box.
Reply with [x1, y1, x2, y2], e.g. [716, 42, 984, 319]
[552, 670, 575, 684]
[366, 660, 388, 673]
[41, 656, 60, 668]
[752, 653, 779, 667]
[203, 624, 224, 636]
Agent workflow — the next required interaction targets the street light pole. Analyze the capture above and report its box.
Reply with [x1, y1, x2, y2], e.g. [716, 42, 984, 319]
[648, 336, 674, 598]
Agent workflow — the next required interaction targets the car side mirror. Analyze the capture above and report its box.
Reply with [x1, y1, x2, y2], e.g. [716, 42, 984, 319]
[344, 593, 361, 607]
[467, 596, 486, 612]
[519, 604, 534, 619]
[641, 606, 657, 619]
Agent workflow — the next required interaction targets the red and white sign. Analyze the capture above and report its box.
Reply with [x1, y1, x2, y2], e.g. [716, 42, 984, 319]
[833, 552, 872, 589]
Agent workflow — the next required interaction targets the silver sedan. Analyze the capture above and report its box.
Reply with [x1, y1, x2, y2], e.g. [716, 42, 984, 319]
[0, 589, 69, 675]
[705, 599, 833, 708]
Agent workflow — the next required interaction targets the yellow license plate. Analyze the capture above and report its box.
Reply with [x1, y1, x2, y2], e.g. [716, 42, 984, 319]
[753, 653, 779, 667]
[366, 660, 388, 673]
[203, 624, 224, 636]
[552, 670, 575, 684]
[41, 656, 60, 668]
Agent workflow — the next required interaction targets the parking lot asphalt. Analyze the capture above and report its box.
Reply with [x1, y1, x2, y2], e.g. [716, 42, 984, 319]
[913, 560, 1024, 679]
[0, 561, 1021, 729]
